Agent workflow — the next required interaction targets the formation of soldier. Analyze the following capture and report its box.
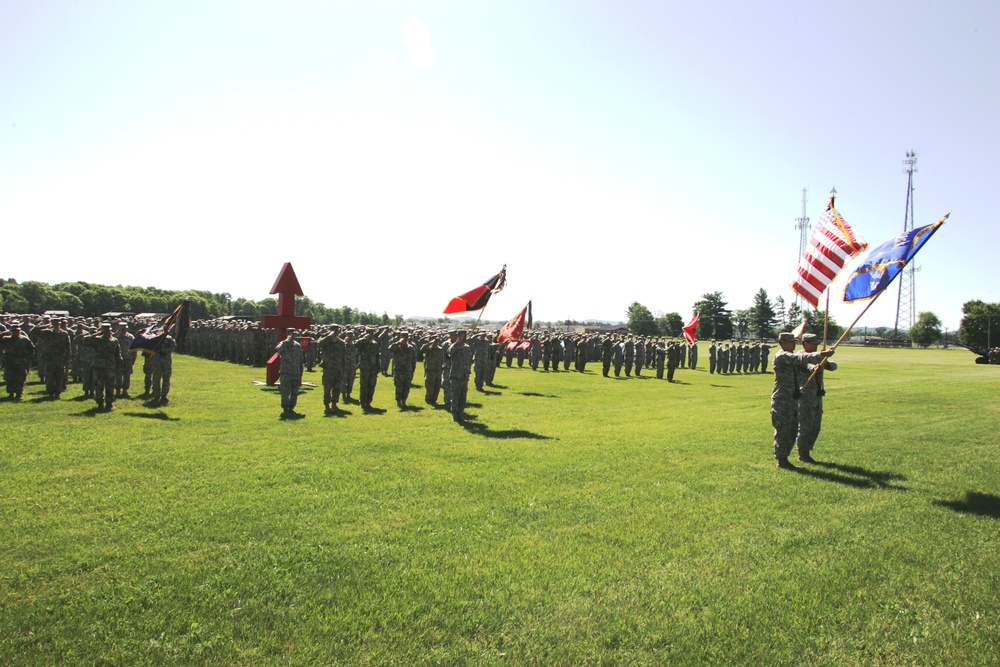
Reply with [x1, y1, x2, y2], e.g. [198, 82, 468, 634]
[707, 340, 772, 375]
[0, 314, 175, 409]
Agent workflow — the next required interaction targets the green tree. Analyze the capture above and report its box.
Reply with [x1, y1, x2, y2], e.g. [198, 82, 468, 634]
[802, 309, 843, 343]
[626, 302, 658, 336]
[693, 292, 733, 340]
[656, 312, 683, 337]
[909, 311, 943, 348]
[957, 300, 1000, 356]
[751, 289, 777, 339]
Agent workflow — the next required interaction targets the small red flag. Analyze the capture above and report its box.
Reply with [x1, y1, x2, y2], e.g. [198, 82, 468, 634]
[682, 313, 699, 345]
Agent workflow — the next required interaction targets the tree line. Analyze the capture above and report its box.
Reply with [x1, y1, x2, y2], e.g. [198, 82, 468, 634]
[624, 288, 992, 352]
[0, 278, 401, 326]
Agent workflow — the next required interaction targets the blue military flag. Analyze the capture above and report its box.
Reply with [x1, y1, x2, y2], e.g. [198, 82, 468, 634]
[131, 302, 186, 355]
[843, 216, 947, 303]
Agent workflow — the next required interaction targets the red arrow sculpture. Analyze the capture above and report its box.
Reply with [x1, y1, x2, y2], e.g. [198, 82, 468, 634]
[261, 262, 312, 385]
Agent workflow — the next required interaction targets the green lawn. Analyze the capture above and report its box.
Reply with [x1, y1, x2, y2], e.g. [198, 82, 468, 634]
[1, 347, 998, 665]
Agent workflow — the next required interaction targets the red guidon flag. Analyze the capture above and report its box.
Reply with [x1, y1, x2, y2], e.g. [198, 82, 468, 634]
[443, 266, 506, 314]
[498, 301, 532, 345]
[682, 313, 699, 345]
[791, 198, 867, 308]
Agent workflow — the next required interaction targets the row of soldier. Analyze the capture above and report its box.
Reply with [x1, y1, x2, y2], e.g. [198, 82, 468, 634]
[0, 314, 175, 409]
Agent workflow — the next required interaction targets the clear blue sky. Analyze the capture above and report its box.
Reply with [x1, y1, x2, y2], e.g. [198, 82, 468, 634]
[2, 1, 996, 331]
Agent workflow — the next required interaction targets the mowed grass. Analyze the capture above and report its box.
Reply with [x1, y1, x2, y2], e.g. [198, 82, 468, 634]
[1, 347, 998, 666]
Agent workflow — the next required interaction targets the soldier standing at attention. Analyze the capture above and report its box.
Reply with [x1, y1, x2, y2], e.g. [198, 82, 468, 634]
[771, 332, 833, 469]
[150, 333, 176, 406]
[35, 319, 72, 398]
[448, 330, 472, 422]
[84, 323, 122, 411]
[116, 322, 136, 399]
[666, 340, 679, 382]
[420, 336, 444, 405]
[760, 341, 772, 373]
[1, 322, 35, 400]
[708, 340, 717, 374]
[633, 337, 644, 376]
[276, 328, 304, 418]
[317, 326, 346, 412]
[623, 337, 634, 376]
[794, 333, 838, 463]
[601, 335, 613, 377]
[357, 327, 386, 410]
[389, 331, 417, 409]
[341, 331, 359, 403]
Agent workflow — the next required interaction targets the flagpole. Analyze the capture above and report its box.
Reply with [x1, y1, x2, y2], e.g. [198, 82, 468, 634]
[823, 291, 830, 350]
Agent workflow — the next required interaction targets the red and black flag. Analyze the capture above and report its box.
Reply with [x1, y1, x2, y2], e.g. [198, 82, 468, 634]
[443, 266, 506, 314]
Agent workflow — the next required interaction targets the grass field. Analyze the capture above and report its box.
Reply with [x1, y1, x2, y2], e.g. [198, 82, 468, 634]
[2, 347, 998, 665]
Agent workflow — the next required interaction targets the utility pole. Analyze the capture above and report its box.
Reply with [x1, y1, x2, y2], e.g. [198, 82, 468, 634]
[894, 150, 918, 340]
[794, 188, 810, 308]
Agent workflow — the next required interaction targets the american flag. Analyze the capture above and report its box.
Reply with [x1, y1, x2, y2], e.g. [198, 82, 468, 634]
[791, 201, 867, 308]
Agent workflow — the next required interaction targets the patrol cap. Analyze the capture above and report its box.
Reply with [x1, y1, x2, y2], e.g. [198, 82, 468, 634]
[778, 332, 795, 343]
[117, 322, 128, 328]
[100, 323, 112, 331]
[801, 333, 819, 344]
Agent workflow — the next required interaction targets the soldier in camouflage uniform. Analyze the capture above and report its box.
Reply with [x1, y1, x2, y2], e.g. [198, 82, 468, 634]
[115, 322, 136, 399]
[601, 336, 613, 377]
[448, 330, 472, 422]
[341, 331, 359, 403]
[470, 332, 490, 390]
[771, 332, 834, 469]
[317, 326, 346, 411]
[794, 333, 838, 463]
[150, 333, 176, 406]
[276, 328, 304, 418]
[708, 341, 717, 374]
[666, 340, 679, 382]
[389, 331, 417, 408]
[83, 323, 122, 411]
[1, 322, 35, 400]
[420, 336, 444, 405]
[760, 342, 772, 373]
[357, 327, 386, 410]
[35, 319, 72, 398]
[633, 337, 644, 376]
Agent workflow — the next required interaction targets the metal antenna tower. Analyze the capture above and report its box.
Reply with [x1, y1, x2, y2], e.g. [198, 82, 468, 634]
[894, 150, 918, 339]
[794, 188, 810, 306]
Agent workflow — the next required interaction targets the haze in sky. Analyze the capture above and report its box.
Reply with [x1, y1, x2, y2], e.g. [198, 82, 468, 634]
[2, 1, 997, 331]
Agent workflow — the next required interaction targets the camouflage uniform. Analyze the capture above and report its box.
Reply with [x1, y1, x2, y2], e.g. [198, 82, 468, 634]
[357, 331, 382, 409]
[317, 330, 346, 409]
[771, 336, 828, 463]
[708, 342, 716, 374]
[420, 340, 444, 404]
[36, 323, 72, 397]
[84, 327, 122, 410]
[795, 336, 837, 459]
[633, 338, 644, 376]
[601, 337, 613, 377]
[115, 325, 136, 398]
[448, 334, 472, 421]
[341, 336, 359, 402]
[151, 335, 176, 405]
[1, 326, 35, 399]
[276, 335, 304, 415]
[389, 336, 417, 407]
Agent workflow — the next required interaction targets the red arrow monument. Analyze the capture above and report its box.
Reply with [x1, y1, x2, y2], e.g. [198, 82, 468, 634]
[261, 262, 312, 385]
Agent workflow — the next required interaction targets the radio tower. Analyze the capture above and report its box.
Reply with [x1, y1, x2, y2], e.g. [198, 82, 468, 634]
[894, 150, 918, 339]
[794, 188, 810, 306]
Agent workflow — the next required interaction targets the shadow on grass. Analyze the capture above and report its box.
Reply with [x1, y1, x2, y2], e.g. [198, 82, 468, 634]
[477, 389, 503, 396]
[812, 461, 908, 490]
[489, 383, 509, 390]
[786, 461, 908, 490]
[323, 406, 351, 418]
[710, 384, 734, 388]
[517, 392, 559, 398]
[457, 418, 553, 440]
[933, 491, 1000, 519]
[123, 410, 180, 421]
